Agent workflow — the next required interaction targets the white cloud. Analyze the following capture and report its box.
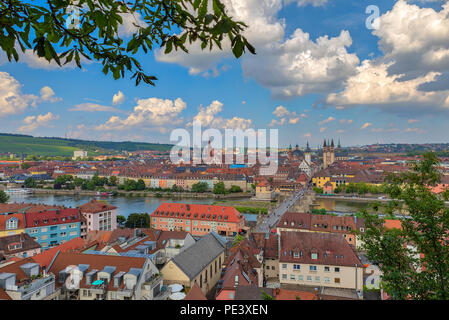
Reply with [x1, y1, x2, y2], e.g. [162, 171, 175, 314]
[286, 0, 328, 7]
[155, 0, 358, 98]
[326, 60, 449, 113]
[408, 119, 419, 123]
[118, 12, 147, 37]
[39, 86, 62, 103]
[0, 72, 38, 116]
[189, 100, 252, 130]
[70, 103, 125, 113]
[112, 90, 125, 105]
[269, 105, 306, 126]
[361, 122, 372, 130]
[318, 116, 335, 125]
[373, 0, 449, 78]
[320, 127, 326, 132]
[97, 97, 187, 133]
[18, 112, 59, 132]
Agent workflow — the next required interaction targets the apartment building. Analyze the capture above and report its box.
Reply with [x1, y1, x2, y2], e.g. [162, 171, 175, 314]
[0, 233, 41, 260]
[279, 231, 364, 292]
[0, 258, 58, 300]
[49, 252, 166, 300]
[25, 208, 81, 250]
[79, 200, 117, 232]
[150, 203, 245, 237]
[161, 232, 227, 296]
[276, 212, 365, 247]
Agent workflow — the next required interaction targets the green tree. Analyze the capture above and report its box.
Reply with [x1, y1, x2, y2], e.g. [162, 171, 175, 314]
[136, 179, 146, 191]
[213, 181, 226, 194]
[0, 190, 9, 203]
[117, 215, 126, 225]
[229, 185, 243, 193]
[1, 0, 255, 86]
[125, 213, 150, 228]
[232, 234, 245, 247]
[191, 182, 208, 193]
[360, 152, 449, 300]
[24, 177, 37, 188]
[260, 291, 275, 300]
[313, 187, 323, 194]
[108, 176, 118, 186]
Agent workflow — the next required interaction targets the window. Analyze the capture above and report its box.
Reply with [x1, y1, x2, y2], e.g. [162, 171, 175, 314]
[41, 235, 48, 240]
[309, 265, 317, 272]
[290, 275, 295, 280]
[324, 266, 330, 272]
[324, 277, 330, 283]
[293, 252, 299, 258]
[334, 278, 341, 284]
[282, 274, 287, 279]
[334, 267, 340, 273]
[6, 218, 18, 230]
[306, 276, 312, 282]
[282, 264, 287, 269]
[298, 275, 304, 281]
[293, 264, 300, 270]
[311, 253, 318, 259]
[315, 276, 320, 282]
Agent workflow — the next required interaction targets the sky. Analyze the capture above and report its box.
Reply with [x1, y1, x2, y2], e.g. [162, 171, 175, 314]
[1, 0, 449, 148]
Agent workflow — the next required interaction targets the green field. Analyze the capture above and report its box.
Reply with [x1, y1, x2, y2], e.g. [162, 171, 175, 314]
[0, 133, 173, 156]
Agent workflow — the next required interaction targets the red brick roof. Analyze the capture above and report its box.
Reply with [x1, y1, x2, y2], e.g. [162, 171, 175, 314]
[32, 237, 86, 269]
[79, 200, 117, 214]
[184, 282, 207, 300]
[48, 252, 146, 291]
[279, 231, 362, 267]
[0, 213, 25, 231]
[151, 203, 244, 223]
[25, 208, 81, 228]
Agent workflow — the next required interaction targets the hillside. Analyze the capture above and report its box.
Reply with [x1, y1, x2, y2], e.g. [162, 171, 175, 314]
[0, 133, 173, 156]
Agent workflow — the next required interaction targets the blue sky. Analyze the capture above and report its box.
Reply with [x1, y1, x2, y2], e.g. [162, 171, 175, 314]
[1, 0, 448, 147]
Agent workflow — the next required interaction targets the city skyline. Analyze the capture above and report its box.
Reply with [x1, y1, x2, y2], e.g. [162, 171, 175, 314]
[1, 0, 448, 147]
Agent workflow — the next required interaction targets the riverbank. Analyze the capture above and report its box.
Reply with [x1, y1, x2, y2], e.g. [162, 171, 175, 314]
[28, 188, 253, 200]
[316, 194, 390, 202]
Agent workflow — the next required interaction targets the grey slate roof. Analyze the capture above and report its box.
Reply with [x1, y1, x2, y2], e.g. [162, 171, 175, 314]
[171, 232, 226, 280]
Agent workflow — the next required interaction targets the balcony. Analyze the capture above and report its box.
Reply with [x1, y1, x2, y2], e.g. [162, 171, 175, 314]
[18, 274, 55, 300]
[143, 273, 162, 290]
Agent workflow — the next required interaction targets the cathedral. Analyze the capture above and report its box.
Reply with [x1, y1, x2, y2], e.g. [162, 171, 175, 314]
[322, 139, 335, 169]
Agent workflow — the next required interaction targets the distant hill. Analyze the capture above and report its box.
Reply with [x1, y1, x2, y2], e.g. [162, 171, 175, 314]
[0, 133, 173, 157]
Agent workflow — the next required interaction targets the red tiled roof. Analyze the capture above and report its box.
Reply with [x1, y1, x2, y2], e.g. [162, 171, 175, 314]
[151, 203, 244, 223]
[279, 231, 362, 267]
[79, 200, 117, 214]
[0, 287, 12, 300]
[48, 252, 146, 291]
[184, 282, 207, 300]
[25, 208, 81, 228]
[275, 289, 318, 300]
[0, 213, 25, 231]
[32, 237, 85, 269]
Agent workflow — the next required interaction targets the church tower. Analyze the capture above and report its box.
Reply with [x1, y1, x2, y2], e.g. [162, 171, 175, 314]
[305, 141, 311, 164]
[323, 138, 335, 169]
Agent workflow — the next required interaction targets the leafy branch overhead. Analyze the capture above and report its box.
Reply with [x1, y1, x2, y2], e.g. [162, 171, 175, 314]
[0, 0, 256, 86]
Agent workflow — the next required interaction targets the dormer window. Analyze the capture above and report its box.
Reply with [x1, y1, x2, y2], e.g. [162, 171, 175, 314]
[294, 252, 299, 258]
[6, 218, 18, 230]
[311, 253, 318, 260]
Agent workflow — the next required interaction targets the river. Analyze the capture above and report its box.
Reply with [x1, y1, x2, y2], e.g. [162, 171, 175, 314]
[313, 198, 383, 214]
[7, 193, 258, 222]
